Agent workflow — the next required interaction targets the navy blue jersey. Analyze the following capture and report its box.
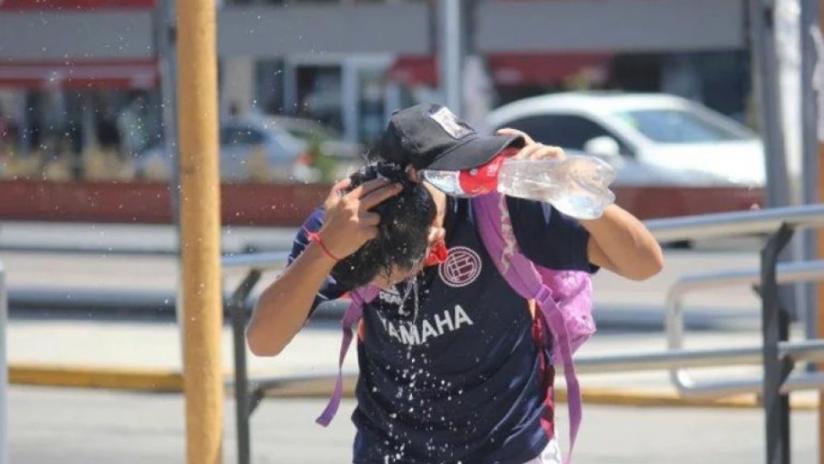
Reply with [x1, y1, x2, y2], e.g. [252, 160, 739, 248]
[288, 196, 594, 463]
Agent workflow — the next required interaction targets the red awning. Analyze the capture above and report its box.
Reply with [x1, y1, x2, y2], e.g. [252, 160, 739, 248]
[387, 56, 439, 88]
[387, 53, 612, 87]
[0, 59, 159, 90]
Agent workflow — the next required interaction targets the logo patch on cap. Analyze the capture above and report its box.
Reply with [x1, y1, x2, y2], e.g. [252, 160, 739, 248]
[429, 107, 473, 140]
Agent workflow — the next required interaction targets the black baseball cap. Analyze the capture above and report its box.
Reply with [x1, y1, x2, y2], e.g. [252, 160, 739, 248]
[378, 103, 524, 171]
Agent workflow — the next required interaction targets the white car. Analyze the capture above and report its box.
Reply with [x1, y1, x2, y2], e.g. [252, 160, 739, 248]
[485, 92, 765, 187]
[265, 115, 363, 160]
[135, 117, 313, 183]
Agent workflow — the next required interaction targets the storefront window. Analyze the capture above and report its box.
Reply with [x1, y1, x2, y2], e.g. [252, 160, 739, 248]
[296, 65, 343, 132]
[358, 68, 386, 145]
[0, 88, 160, 182]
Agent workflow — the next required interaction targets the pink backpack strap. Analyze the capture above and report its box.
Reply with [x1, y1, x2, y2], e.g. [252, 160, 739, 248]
[316, 285, 379, 426]
[472, 193, 582, 464]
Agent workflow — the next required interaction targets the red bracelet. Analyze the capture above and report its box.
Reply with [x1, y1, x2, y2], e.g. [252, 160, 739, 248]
[305, 229, 341, 261]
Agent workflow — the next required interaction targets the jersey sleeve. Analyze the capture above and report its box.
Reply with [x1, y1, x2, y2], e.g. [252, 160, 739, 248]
[506, 196, 598, 273]
[288, 207, 348, 316]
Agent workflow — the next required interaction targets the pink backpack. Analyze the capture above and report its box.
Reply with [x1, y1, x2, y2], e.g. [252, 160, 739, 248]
[317, 192, 595, 463]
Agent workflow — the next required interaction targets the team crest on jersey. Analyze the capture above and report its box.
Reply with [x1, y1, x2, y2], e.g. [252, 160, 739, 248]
[438, 246, 482, 288]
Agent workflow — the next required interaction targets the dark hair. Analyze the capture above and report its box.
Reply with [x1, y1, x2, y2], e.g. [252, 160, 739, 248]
[329, 162, 436, 290]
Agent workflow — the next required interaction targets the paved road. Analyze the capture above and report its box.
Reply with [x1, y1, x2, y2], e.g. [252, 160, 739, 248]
[8, 385, 815, 464]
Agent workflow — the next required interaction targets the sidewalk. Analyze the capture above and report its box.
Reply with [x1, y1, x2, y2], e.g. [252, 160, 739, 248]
[0, 221, 297, 254]
[8, 315, 818, 409]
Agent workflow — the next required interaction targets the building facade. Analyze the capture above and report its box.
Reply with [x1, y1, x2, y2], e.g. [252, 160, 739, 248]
[0, 0, 751, 181]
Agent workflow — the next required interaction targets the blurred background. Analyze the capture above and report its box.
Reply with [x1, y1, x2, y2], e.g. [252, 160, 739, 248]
[0, 0, 787, 224]
[1, 0, 823, 463]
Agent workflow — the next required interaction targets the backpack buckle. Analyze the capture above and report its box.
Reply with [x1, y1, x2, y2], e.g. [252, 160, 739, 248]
[535, 285, 553, 306]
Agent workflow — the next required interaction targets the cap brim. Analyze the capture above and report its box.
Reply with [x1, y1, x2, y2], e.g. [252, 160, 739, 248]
[424, 133, 524, 171]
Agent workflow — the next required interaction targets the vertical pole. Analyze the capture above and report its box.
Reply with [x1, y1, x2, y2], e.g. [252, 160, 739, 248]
[439, 0, 463, 115]
[232, 295, 251, 464]
[814, 2, 824, 462]
[762, 225, 795, 464]
[230, 270, 261, 464]
[176, 0, 223, 462]
[0, 262, 8, 464]
[155, 0, 186, 363]
[342, 61, 359, 145]
[157, 0, 179, 223]
[751, 0, 793, 212]
[751, 0, 798, 322]
[283, 61, 297, 115]
[803, 0, 819, 345]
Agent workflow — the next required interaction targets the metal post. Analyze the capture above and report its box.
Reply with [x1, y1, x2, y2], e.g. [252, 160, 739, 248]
[156, 0, 180, 222]
[752, 0, 794, 209]
[751, 0, 798, 321]
[283, 61, 297, 115]
[176, 0, 223, 461]
[0, 262, 8, 464]
[230, 270, 262, 464]
[812, 1, 824, 462]
[438, 0, 463, 114]
[155, 0, 186, 368]
[802, 0, 820, 345]
[342, 61, 359, 145]
[762, 224, 795, 464]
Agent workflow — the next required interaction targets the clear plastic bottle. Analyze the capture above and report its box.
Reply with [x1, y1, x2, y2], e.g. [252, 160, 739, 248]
[496, 156, 616, 220]
[422, 154, 616, 220]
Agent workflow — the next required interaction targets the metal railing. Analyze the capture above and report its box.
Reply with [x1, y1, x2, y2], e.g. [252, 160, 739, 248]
[221, 252, 286, 464]
[0, 242, 280, 313]
[0, 261, 8, 464]
[225, 204, 824, 464]
[644, 203, 824, 242]
[666, 260, 824, 397]
[649, 204, 824, 464]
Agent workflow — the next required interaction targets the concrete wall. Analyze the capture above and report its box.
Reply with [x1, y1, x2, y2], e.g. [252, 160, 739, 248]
[0, 11, 155, 60]
[218, 3, 431, 56]
[477, 0, 746, 53]
[0, 1, 746, 61]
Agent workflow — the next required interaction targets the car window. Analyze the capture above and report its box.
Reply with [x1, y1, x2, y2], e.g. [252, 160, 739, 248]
[220, 126, 266, 147]
[501, 115, 633, 156]
[614, 109, 746, 143]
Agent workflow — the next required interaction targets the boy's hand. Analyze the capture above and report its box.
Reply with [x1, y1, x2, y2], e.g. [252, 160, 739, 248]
[318, 177, 403, 260]
[496, 128, 566, 161]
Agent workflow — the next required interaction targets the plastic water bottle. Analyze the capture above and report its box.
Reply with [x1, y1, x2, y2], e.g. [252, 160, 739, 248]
[422, 150, 616, 220]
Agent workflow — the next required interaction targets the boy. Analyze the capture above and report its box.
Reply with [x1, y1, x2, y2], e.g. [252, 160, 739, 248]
[247, 104, 663, 463]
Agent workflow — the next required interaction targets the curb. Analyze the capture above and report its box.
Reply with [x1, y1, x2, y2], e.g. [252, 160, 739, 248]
[10, 364, 817, 411]
[10, 364, 183, 392]
[557, 387, 817, 411]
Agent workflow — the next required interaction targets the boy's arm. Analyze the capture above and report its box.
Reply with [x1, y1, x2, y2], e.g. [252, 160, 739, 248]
[246, 177, 403, 356]
[247, 242, 337, 356]
[581, 204, 663, 281]
[497, 127, 663, 281]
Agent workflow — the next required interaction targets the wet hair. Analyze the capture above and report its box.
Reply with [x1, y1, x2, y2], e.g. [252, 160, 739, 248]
[329, 162, 436, 290]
